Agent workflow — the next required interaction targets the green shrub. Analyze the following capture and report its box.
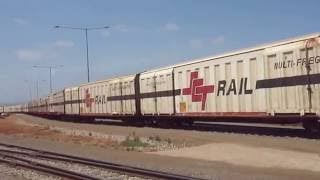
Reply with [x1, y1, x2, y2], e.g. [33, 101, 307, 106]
[155, 135, 161, 142]
[121, 135, 148, 149]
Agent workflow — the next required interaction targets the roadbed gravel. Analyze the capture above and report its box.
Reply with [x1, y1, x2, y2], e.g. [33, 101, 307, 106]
[0, 114, 319, 180]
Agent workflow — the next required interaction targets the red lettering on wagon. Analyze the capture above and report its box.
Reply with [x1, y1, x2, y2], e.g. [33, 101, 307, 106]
[84, 89, 94, 108]
[182, 71, 214, 110]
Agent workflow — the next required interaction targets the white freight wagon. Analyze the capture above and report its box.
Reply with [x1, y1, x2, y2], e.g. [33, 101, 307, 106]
[78, 75, 136, 117]
[172, 34, 320, 119]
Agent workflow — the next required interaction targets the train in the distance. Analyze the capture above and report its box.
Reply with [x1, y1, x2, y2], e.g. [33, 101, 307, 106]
[2, 33, 320, 131]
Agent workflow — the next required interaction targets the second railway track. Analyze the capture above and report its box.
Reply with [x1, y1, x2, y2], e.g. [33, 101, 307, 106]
[0, 143, 202, 180]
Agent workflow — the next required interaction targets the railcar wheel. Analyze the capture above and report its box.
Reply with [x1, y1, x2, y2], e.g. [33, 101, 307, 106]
[156, 119, 172, 128]
[302, 120, 319, 133]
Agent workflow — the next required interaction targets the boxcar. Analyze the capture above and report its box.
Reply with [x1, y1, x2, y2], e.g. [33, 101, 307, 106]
[78, 75, 136, 118]
[171, 33, 320, 125]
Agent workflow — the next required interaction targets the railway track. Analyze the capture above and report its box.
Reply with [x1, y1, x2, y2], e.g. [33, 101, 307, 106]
[92, 118, 320, 139]
[0, 143, 201, 180]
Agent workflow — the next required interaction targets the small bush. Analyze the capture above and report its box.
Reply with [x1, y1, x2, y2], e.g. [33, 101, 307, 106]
[165, 138, 172, 144]
[148, 136, 154, 141]
[121, 135, 148, 150]
[155, 135, 161, 142]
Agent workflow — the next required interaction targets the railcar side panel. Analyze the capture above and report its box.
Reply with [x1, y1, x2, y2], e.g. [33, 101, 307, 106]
[173, 38, 320, 117]
[140, 72, 156, 115]
[65, 88, 72, 114]
[65, 87, 80, 115]
[71, 87, 80, 114]
[108, 79, 122, 114]
[154, 68, 175, 114]
[120, 76, 136, 115]
[51, 90, 65, 114]
[262, 40, 320, 115]
[174, 50, 265, 116]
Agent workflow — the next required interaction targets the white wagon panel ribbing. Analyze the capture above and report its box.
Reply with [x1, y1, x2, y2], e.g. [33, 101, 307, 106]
[71, 87, 79, 114]
[120, 76, 136, 115]
[140, 72, 156, 115]
[65, 87, 79, 115]
[51, 90, 64, 114]
[154, 68, 175, 114]
[79, 80, 108, 115]
[78, 75, 136, 116]
[108, 78, 122, 114]
[140, 67, 175, 115]
[65, 88, 72, 114]
[173, 34, 320, 117]
[174, 50, 265, 115]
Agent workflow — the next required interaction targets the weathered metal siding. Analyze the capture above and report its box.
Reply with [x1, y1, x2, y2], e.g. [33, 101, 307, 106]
[65, 88, 72, 114]
[174, 50, 264, 115]
[263, 40, 320, 115]
[107, 79, 122, 114]
[71, 87, 79, 115]
[52, 90, 64, 114]
[140, 68, 175, 115]
[140, 72, 156, 114]
[174, 37, 320, 116]
[120, 76, 136, 115]
[154, 69, 174, 114]
[79, 75, 136, 116]
[79, 81, 107, 115]
[65, 87, 79, 115]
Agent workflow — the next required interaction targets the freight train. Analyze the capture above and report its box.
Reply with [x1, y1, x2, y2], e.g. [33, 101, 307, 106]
[2, 33, 320, 131]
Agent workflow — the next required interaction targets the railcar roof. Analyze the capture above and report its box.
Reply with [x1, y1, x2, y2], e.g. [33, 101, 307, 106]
[78, 74, 136, 87]
[144, 32, 320, 72]
[71, 33, 320, 88]
[173, 32, 320, 68]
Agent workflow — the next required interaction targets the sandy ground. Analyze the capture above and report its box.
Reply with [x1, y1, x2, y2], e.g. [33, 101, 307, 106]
[151, 143, 320, 172]
[0, 114, 320, 180]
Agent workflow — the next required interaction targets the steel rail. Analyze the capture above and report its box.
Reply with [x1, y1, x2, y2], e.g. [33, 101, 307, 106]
[0, 143, 203, 180]
[0, 152, 101, 180]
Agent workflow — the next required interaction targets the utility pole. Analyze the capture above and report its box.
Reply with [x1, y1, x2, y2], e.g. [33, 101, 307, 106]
[54, 25, 110, 82]
[33, 65, 63, 94]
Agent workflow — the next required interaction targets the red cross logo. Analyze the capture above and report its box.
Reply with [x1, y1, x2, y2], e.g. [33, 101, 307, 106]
[182, 71, 214, 110]
[84, 89, 94, 108]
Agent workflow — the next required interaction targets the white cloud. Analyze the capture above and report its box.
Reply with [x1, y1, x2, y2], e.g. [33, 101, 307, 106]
[16, 40, 74, 61]
[163, 23, 180, 32]
[189, 36, 225, 49]
[0, 75, 8, 80]
[100, 24, 127, 37]
[54, 40, 74, 48]
[16, 49, 46, 61]
[12, 17, 28, 25]
[101, 30, 111, 37]
[211, 36, 225, 45]
[114, 24, 128, 32]
[189, 39, 204, 49]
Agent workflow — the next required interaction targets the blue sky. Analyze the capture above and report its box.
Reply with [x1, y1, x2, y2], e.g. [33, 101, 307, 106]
[1, 0, 319, 104]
